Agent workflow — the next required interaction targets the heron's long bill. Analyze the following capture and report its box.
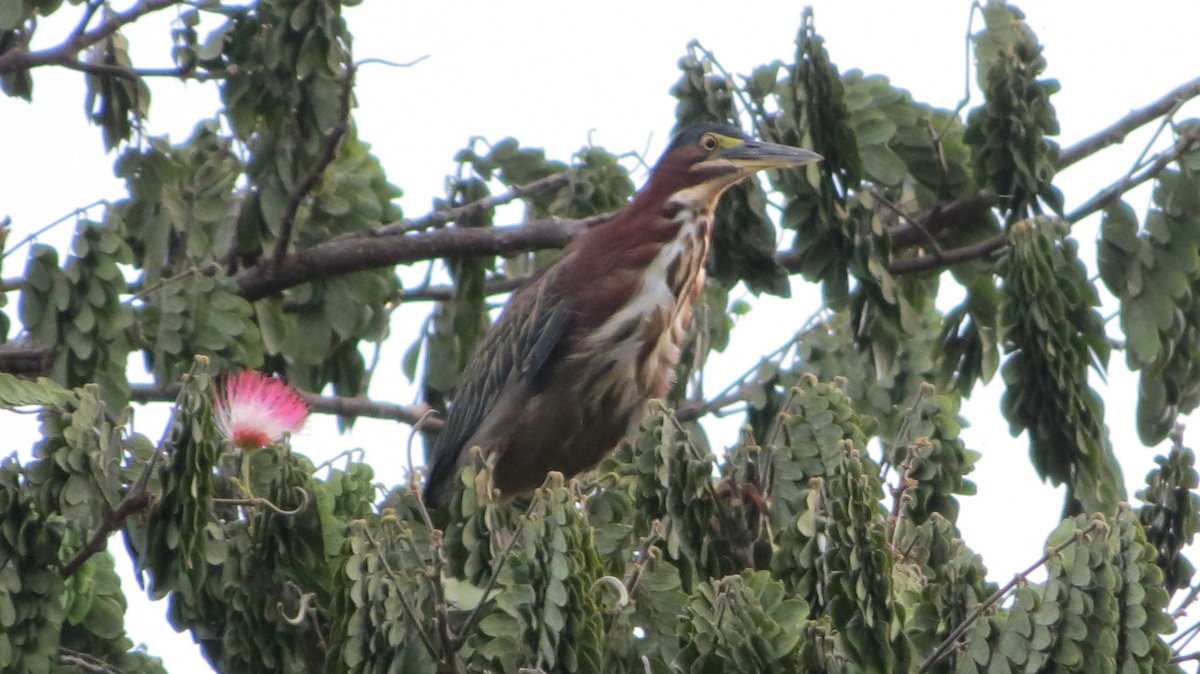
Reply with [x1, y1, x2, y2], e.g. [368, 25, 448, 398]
[719, 140, 822, 170]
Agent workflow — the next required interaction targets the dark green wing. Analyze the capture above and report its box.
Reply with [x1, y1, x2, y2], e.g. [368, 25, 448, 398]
[423, 281, 570, 506]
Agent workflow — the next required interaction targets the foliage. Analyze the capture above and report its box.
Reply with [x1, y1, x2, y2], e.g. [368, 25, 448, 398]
[0, 1, 1198, 673]
[964, 0, 1063, 223]
[1098, 152, 1200, 444]
[998, 217, 1120, 515]
[1137, 430, 1200, 596]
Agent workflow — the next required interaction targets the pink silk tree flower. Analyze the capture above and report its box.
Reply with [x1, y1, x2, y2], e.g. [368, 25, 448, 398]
[213, 371, 308, 450]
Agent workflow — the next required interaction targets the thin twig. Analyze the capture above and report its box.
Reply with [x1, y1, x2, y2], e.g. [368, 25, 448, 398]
[932, 1, 982, 146]
[60, 363, 206, 578]
[675, 386, 753, 423]
[361, 525, 441, 658]
[918, 521, 1101, 673]
[1057, 75, 1200, 169]
[403, 409, 457, 664]
[885, 235, 1007, 276]
[311, 447, 366, 474]
[454, 497, 542, 647]
[0, 0, 180, 76]
[687, 40, 759, 133]
[273, 64, 356, 264]
[59, 489, 152, 578]
[1170, 619, 1200, 651]
[361, 300, 400, 391]
[129, 382, 441, 428]
[1066, 129, 1200, 224]
[885, 190, 999, 249]
[1173, 583, 1200, 620]
[370, 172, 576, 237]
[622, 521, 665, 603]
[70, 0, 105, 42]
[888, 129, 1199, 276]
[124, 262, 221, 303]
[1, 199, 107, 260]
[60, 59, 204, 81]
[398, 274, 530, 303]
[58, 648, 119, 674]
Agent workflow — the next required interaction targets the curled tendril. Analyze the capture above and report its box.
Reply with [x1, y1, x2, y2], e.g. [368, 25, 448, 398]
[590, 575, 630, 611]
[278, 590, 316, 626]
[408, 406, 441, 526]
[213, 485, 310, 516]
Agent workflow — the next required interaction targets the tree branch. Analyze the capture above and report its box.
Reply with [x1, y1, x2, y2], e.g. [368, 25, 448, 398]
[237, 216, 595, 301]
[885, 190, 999, 248]
[1057, 75, 1200, 170]
[58, 648, 120, 674]
[59, 489, 152, 578]
[399, 274, 530, 303]
[129, 382, 444, 429]
[675, 387, 754, 423]
[70, 0, 106, 43]
[274, 64, 356, 264]
[59, 59, 207, 82]
[0, 340, 57, 377]
[885, 235, 1007, 276]
[372, 171, 576, 237]
[918, 521, 1101, 673]
[1065, 129, 1200, 224]
[0, 0, 180, 76]
[887, 129, 1200, 276]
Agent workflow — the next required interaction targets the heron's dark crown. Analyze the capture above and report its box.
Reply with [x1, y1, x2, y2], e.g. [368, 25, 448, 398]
[665, 122, 749, 153]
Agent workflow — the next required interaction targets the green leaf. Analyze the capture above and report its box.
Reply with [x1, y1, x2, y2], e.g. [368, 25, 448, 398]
[859, 144, 907, 186]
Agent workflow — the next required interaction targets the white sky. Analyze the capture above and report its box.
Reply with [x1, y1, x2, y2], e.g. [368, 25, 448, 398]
[3, 2, 1200, 672]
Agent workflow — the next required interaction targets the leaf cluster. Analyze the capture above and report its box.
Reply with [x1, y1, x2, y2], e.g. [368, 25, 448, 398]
[998, 217, 1120, 514]
[1099, 153, 1200, 444]
[964, 0, 1063, 223]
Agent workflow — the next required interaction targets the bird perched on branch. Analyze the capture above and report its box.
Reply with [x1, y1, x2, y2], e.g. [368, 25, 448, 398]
[424, 122, 820, 507]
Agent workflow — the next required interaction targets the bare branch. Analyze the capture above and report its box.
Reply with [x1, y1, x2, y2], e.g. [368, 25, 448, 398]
[129, 382, 443, 429]
[360, 525, 442, 660]
[70, 0, 105, 42]
[399, 274, 530, 303]
[675, 386, 754, 423]
[885, 190, 999, 248]
[454, 496, 542, 649]
[886, 129, 1200, 276]
[58, 648, 120, 674]
[59, 59, 209, 81]
[0, 341, 56, 378]
[886, 235, 1007, 276]
[59, 489, 152, 578]
[1, 199, 108, 261]
[1057, 75, 1200, 170]
[274, 64, 357, 264]
[1066, 129, 1200, 224]
[919, 520, 1101, 673]
[237, 216, 594, 301]
[371, 171, 576, 237]
[0, 0, 181, 76]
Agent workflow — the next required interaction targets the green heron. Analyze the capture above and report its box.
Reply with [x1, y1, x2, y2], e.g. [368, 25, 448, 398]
[424, 122, 820, 507]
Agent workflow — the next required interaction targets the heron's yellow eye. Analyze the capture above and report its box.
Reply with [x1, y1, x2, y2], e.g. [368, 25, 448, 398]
[700, 134, 719, 151]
